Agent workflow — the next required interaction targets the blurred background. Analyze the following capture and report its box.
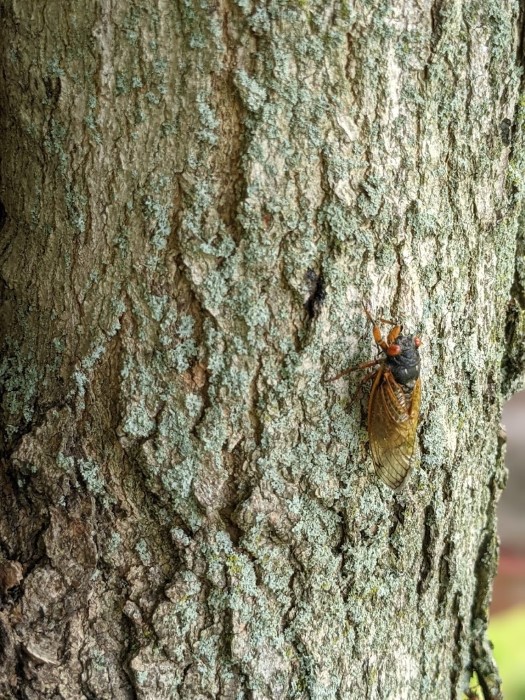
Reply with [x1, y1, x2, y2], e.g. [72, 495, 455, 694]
[490, 389, 525, 700]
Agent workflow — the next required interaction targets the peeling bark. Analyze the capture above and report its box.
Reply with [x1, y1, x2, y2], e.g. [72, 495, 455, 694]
[1, 1, 525, 698]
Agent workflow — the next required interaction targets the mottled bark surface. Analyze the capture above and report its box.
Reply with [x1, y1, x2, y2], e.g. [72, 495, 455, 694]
[1, 1, 525, 698]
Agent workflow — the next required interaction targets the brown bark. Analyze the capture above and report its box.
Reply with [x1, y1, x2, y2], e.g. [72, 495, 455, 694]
[1, 1, 525, 698]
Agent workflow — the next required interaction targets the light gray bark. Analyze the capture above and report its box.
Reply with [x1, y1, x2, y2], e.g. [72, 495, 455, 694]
[1, 1, 524, 699]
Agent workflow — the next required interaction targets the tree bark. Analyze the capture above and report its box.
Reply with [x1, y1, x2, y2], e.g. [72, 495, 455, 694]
[1, 1, 524, 698]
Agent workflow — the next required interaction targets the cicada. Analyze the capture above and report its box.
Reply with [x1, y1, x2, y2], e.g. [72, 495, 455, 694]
[328, 306, 422, 490]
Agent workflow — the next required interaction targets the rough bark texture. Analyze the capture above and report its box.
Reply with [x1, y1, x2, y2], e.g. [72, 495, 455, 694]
[1, 1, 525, 699]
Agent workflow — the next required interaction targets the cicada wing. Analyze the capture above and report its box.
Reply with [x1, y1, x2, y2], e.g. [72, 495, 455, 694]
[368, 372, 421, 490]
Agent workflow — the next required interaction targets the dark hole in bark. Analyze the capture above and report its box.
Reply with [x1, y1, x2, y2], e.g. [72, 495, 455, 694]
[0, 200, 6, 233]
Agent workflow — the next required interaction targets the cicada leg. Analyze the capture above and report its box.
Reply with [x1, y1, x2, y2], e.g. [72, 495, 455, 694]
[325, 358, 382, 383]
[362, 304, 401, 348]
[350, 367, 382, 402]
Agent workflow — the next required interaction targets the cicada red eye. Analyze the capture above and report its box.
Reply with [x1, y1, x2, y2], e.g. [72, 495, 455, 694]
[386, 344, 401, 356]
[414, 337, 422, 348]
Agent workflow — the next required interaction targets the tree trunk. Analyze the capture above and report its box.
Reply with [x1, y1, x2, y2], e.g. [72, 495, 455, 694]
[1, 1, 524, 698]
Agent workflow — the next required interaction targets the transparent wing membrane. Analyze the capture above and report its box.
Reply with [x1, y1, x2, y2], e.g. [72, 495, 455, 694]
[368, 371, 421, 490]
